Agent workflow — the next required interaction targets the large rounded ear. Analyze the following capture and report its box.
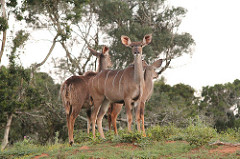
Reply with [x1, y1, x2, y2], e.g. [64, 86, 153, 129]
[102, 46, 109, 54]
[88, 47, 100, 57]
[142, 60, 148, 67]
[151, 59, 163, 68]
[121, 35, 131, 47]
[142, 34, 152, 47]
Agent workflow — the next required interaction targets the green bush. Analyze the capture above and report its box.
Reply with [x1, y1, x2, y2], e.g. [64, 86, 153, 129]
[116, 130, 151, 147]
[184, 118, 217, 147]
[218, 128, 240, 143]
[147, 124, 179, 141]
[73, 130, 91, 143]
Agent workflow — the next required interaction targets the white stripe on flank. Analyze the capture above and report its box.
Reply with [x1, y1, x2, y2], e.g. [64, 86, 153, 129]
[91, 75, 96, 92]
[119, 69, 126, 95]
[112, 70, 120, 88]
[97, 71, 102, 90]
[104, 71, 111, 95]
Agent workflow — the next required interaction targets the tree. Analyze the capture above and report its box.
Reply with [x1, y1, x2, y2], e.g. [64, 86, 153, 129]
[200, 80, 240, 131]
[15, 0, 101, 77]
[0, 0, 8, 64]
[145, 78, 198, 127]
[0, 30, 43, 150]
[91, 0, 195, 72]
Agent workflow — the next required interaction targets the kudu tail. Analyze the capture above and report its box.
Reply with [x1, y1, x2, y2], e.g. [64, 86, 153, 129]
[61, 83, 72, 116]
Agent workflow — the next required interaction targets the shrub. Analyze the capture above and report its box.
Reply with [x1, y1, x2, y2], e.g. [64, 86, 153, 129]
[73, 130, 91, 143]
[218, 128, 240, 143]
[147, 124, 178, 141]
[184, 117, 217, 147]
[118, 130, 151, 147]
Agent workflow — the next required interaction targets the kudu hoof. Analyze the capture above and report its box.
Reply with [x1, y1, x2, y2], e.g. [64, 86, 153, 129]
[69, 141, 74, 146]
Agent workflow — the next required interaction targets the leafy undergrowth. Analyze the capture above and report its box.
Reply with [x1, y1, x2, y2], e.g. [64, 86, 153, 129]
[2, 119, 240, 158]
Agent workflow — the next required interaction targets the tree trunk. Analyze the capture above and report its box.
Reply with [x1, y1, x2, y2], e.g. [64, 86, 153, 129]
[0, 0, 7, 65]
[1, 113, 13, 150]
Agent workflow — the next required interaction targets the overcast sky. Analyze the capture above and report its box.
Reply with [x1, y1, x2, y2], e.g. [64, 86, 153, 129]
[2, 0, 240, 91]
[163, 0, 240, 90]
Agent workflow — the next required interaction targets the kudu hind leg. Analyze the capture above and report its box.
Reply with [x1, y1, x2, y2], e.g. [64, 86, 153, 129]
[107, 104, 113, 131]
[68, 106, 82, 146]
[66, 114, 72, 144]
[97, 99, 110, 138]
[66, 105, 74, 145]
[140, 102, 146, 136]
[69, 114, 77, 145]
[86, 108, 91, 134]
[112, 104, 122, 135]
[136, 103, 141, 132]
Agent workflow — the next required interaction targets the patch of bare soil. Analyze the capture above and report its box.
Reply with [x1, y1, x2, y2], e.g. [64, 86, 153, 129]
[79, 145, 90, 150]
[209, 145, 240, 154]
[114, 143, 138, 150]
[33, 153, 49, 159]
[166, 140, 188, 144]
[73, 145, 91, 154]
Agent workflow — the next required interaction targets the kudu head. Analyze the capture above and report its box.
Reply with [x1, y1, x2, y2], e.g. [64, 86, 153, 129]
[146, 59, 163, 79]
[121, 34, 152, 56]
[88, 46, 112, 71]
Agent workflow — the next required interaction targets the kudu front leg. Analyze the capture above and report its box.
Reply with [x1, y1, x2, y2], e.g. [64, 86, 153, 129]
[125, 99, 133, 132]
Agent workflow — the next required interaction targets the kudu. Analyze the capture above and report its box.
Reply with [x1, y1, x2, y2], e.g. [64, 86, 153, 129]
[61, 46, 112, 145]
[108, 59, 163, 135]
[89, 34, 152, 138]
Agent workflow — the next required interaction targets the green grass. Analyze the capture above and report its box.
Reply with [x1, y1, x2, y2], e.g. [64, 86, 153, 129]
[1, 139, 240, 159]
[2, 123, 240, 158]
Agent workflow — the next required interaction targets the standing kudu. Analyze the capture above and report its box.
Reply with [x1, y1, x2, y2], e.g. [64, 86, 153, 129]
[89, 34, 152, 138]
[108, 59, 163, 136]
[61, 46, 112, 145]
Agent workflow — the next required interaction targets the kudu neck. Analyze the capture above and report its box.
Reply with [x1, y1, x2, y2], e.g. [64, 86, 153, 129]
[97, 57, 108, 72]
[134, 55, 144, 84]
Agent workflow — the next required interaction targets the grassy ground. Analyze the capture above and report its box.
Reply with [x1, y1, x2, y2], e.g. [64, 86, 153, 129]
[2, 121, 240, 158]
[1, 140, 240, 159]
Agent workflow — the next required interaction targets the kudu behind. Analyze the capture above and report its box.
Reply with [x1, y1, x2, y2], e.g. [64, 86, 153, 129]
[108, 59, 163, 135]
[61, 46, 112, 145]
[89, 34, 152, 138]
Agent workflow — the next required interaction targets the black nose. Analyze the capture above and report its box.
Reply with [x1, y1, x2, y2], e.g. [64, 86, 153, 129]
[134, 51, 139, 54]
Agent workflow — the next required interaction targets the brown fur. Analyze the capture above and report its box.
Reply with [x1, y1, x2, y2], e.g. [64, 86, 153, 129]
[89, 34, 152, 138]
[108, 59, 163, 136]
[61, 46, 112, 145]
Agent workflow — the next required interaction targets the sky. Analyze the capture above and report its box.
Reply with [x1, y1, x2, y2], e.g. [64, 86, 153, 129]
[2, 0, 240, 91]
[163, 0, 240, 91]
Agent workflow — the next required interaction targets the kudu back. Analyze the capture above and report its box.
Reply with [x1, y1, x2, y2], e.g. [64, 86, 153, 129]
[61, 46, 112, 145]
[89, 34, 152, 138]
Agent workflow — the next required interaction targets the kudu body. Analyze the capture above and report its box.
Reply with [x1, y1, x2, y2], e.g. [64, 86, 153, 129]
[108, 59, 163, 135]
[61, 46, 112, 145]
[89, 34, 152, 138]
